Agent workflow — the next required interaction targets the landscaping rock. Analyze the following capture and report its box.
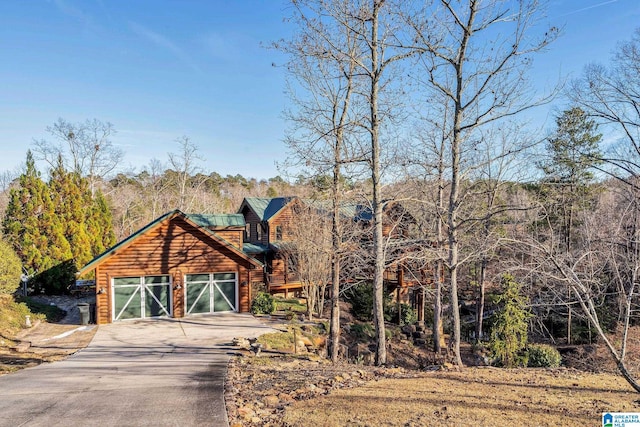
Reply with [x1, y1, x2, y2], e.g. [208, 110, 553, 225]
[298, 336, 313, 347]
[295, 340, 308, 352]
[263, 395, 280, 407]
[232, 337, 250, 349]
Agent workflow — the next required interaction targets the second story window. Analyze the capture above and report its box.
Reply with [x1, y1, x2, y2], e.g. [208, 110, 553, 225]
[244, 224, 250, 242]
[276, 225, 283, 240]
[257, 223, 263, 241]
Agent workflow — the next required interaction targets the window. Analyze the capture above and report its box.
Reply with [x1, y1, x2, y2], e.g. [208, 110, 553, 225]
[276, 225, 283, 240]
[244, 223, 250, 242]
[257, 223, 263, 241]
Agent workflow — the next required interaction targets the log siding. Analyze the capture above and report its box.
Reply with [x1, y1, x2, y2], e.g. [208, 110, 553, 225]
[86, 213, 260, 324]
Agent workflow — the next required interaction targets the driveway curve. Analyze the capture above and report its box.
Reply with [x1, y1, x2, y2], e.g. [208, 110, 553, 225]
[0, 314, 277, 427]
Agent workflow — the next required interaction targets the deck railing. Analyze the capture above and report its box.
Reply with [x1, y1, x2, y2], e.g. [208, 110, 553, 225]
[267, 272, 300, 285]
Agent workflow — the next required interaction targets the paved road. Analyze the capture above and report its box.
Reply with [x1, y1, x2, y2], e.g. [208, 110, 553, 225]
[0, 314, 277, 427]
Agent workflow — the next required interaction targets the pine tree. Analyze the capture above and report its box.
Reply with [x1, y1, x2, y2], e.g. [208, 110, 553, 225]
[539, 107, 603, 252]
[542, 107, 602, 185]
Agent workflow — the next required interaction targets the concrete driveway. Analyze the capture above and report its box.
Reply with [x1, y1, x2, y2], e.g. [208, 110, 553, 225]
[0, 314, 277, 427]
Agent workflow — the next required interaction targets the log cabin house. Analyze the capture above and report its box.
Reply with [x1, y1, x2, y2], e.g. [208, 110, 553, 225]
[238, 197, 303, 297]
[238, 196, 438, 319]
[77, 210, 263, 324]
[78, 197, 437, 323]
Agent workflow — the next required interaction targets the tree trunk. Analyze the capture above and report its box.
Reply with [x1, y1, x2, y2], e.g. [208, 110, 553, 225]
[448, 247, 463, 366]
[433, 260, 444, 353]
[433, 145, 446, 353]
[370, 0, 386, 366]
[329, 130, 343, 362]
[449, 96, 464, 366]
[475, 258, 487, 341]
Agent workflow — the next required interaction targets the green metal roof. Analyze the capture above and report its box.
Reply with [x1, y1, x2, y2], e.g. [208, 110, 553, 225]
[186, 213, 245, 228]
[242, 242, 269, 255]
[243, 197, 292, 221]
[269, 241, 295, 251]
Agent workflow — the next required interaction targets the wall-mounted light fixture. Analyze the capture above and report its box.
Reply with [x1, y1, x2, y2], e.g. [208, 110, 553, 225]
[241, 281, 248, 287]
[97, 287, 106, 294]
[174, 284, 182, 290]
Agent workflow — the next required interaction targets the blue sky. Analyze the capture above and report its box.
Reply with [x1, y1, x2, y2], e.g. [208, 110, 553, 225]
[0, 0, 639, 180]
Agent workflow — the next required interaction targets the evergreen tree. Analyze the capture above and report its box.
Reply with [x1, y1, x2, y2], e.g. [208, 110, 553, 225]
[538, 107, 603, 252]
[541, 106, 602, 185]
[49, 155, 93, 268]
[489, 274, 531, 368]
[87, 189, 116, 256]
[2, 151, 72, 292]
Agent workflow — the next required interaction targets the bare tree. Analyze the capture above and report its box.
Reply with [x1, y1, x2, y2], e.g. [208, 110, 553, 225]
[167, 136, 208, 212]
[350, 0, 415, 366]
[278, 0, 365, 362]
[0, 169, 19, 222]
[280, 201, 333, 320]
[547, 27, 640, 392]
[570, 28, 640, 184]
[519, 181, 640, 392]
[407, 0, 558, 366]
[33, 118, 123, 194]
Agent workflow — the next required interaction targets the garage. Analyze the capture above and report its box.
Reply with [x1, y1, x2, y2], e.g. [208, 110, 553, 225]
[113, 276, 172, 321]
[185, 273, 237, 315]
[77, 210, 263, 324]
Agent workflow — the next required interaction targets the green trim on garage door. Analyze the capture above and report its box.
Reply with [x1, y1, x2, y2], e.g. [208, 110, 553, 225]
[113, 275, 172, 321]
[185, 272, 237, 315]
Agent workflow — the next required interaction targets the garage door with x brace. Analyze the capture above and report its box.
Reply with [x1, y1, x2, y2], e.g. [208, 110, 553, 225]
[185, 273, 237, 315]
[113, 276, 172, 321]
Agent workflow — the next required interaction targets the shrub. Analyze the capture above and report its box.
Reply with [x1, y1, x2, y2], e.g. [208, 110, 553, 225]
[344, 283, 393, 322]
[251, 292, 275, 315]
[385, 303, 418, 326]
[527, 344, 562, 368]
[0, 240, 22, 295]
[344, 283, 374, 321]
[0, 294, 47, 335]
[351, 323, 375, 342]
[32, 259, 76, 295]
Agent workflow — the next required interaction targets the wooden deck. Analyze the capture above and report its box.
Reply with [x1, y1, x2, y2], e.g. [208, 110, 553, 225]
[268, 283, 303, 298]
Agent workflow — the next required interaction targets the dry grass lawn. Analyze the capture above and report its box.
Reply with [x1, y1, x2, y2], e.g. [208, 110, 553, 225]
[0, 322, 97, 374]
[283, 367, 639, 426]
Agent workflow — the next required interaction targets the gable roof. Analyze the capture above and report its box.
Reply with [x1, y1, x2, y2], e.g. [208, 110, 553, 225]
[78, 210, 262, 276]
[241, 197, 293, 221]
